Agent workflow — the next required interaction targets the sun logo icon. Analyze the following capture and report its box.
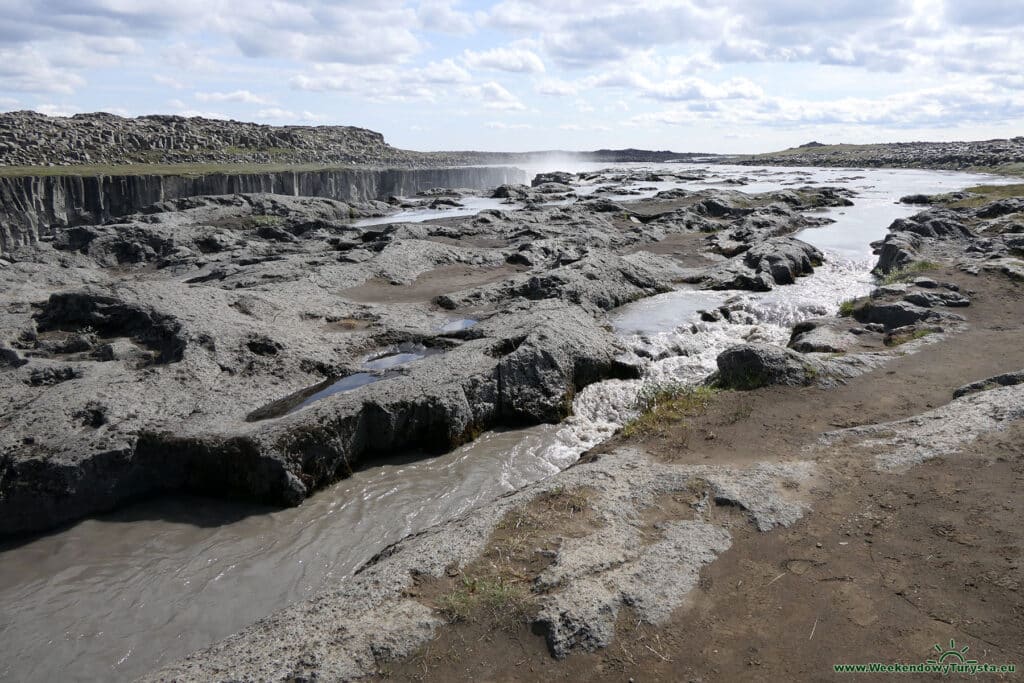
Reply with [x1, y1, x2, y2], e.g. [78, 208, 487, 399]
[927, 639, 978, 666]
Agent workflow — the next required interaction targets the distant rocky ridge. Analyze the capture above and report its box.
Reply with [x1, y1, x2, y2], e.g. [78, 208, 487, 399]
[464, 148, 714, 164]
[0, 111, 471, 168]
[0, 111, 704, 170]
[734, 138, 1024, 171]
[2, 111, 1022, 174]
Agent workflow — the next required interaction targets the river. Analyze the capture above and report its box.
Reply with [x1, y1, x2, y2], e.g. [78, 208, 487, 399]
[0, 163, 1006, 681]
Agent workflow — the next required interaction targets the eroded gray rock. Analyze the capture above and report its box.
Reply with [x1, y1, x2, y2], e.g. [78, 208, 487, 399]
[714, 343, 823, 389]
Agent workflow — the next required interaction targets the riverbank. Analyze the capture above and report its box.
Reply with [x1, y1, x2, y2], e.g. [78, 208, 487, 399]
[372, 264, 1024, 682]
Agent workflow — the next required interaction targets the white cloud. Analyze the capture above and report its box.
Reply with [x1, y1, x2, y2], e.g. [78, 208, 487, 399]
[632, 81, 1024, 130]
[421, 59, 472, 83]
[486, 121, 532, 129]
[255, 108, 326, 122]
[464, 47, 545, 73]
[173, 109, 230, 120]
[0, 46, 86, 94]
[161, 42, 220, 73]
[536, 78, 579, 96]
[464, 81, 526, 110]
[221, 2, 423, 65]
[418, 0, 474, 34]
[153, 74, 186, 90]
[195, 90, 273, 105]
[33, 103, 80, 117]
[642, 76, 764, 102]
[2, 0, 1024, 149]
[290, 60, 470, 102]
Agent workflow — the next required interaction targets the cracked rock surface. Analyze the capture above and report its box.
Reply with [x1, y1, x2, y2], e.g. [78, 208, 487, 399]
[1, 177, 846, 537]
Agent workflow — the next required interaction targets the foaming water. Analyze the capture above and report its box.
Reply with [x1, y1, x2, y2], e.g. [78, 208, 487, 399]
[0, 164, 1010, 682]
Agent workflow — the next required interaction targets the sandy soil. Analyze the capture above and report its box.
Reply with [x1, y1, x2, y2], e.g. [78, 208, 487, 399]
[376, 266, 1024, 681]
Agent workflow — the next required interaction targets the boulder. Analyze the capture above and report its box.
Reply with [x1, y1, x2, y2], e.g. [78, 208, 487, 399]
[852, 300, 936, 329]
[532, 171, 574, 187]
[975, 198, 1024, 219]
[887, 210, 973, 240]
[872, 232, 922, 273]
[491, 184, 531, 200]
[714, 343, 821, 389]
[899, 194, 933, 205]
[789, 325, 857, 353]
[742, 237, 822, 285]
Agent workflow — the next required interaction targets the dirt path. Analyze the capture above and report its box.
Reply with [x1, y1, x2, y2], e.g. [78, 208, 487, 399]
[377, 268, 1024, 682]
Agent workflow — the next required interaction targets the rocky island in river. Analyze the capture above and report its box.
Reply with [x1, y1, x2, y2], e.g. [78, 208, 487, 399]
[1, 114, 1022, 682]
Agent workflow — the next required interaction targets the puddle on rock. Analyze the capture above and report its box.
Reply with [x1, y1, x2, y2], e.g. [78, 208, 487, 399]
[361, 343, 443, 370]
[439, 318, 478, 333]
[247, 343, 443, 420]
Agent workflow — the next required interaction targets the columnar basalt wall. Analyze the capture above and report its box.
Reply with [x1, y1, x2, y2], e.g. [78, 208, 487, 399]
[0, 166, 526, 253]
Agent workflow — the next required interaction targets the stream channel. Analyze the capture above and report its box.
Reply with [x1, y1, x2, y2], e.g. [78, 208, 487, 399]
[0, 163, 1005, 681]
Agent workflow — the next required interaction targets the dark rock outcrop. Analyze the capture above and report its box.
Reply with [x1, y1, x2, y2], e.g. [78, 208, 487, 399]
[953, 370, 1024, 399]
[713, 343, 821, 389]
[852, 300, 938, 329]
[788, 320, 857, 353]
[0, 166, 527, 253]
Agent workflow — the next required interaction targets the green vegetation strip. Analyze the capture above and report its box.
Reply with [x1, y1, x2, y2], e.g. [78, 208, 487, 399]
[948, 183, 1024, 208]
[622, 384, 717, 437]
[878, 260, 940, 285]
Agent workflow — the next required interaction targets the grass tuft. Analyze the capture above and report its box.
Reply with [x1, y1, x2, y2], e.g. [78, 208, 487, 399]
[878, 260, 940, 285]
[536, 485, 591, 516]
[884, 328, 937, 347]
[837, 298, 859, 317]
[622, 383, 717, 437]
[439, 575, 533, 626]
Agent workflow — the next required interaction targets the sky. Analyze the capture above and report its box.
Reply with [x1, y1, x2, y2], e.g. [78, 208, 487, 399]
[1, 0, 1023, 153]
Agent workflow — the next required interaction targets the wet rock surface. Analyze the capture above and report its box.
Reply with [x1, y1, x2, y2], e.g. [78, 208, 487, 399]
[0, 174, 848, 538]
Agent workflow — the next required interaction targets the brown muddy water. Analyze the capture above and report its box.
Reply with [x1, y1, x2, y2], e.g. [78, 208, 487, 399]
[0, 165, 1009, 682]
